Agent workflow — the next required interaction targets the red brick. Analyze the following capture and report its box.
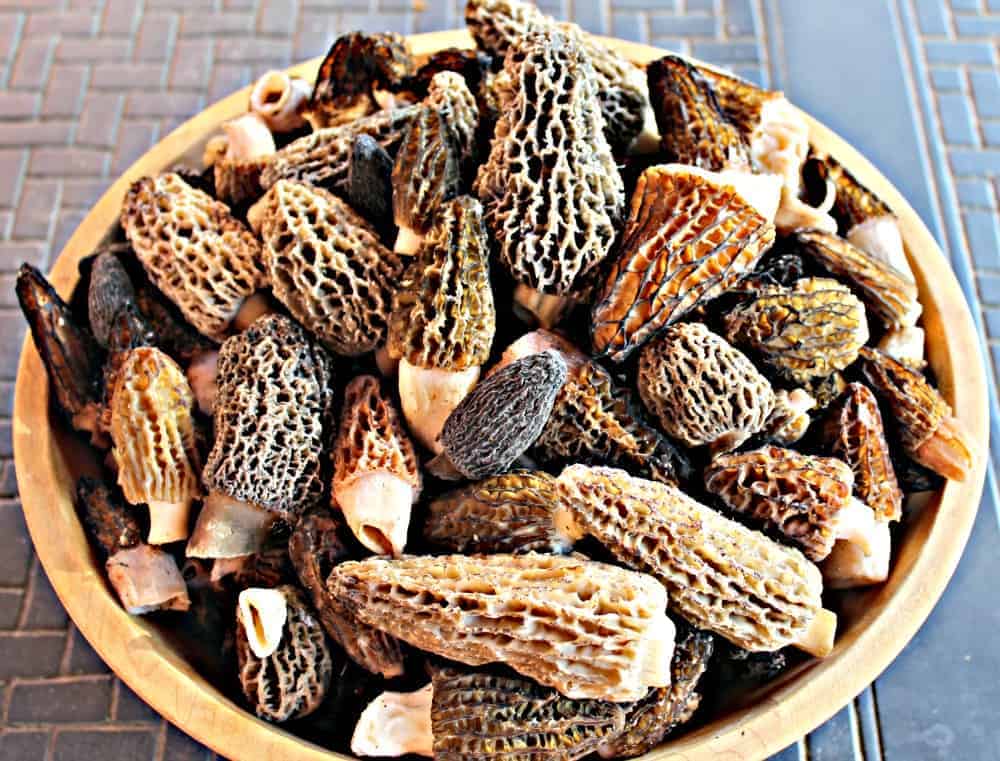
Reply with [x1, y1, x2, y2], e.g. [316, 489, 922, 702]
[0, 242, 47, 268]
[0, 461, 17, 498]
[76, 92, 124, 147]
[0, 380, 14, 411]
[57, 37, 131, 62]
[101, 0, 140, 35]
[0, 588, 23, 628]
[8, 37, 54, 90]
[0, 121, 74, 146]
[8, 677, 113, 723]
[163, 724, 213, 761]
[214, 35, 290, 63]
[180, 11, 254, 37]
[91, 62, 165, 89]
[0, 90, 39, 117]
[23, 10, 96, 36]
[65, 626, 110, 675]
[61, 178, 109, 207]
[111, 120, 157, 174]
[0, 151, 27, 207]
[53, 730, 156, 761]
[22, 562, 68, 629]
[206, 61, 250, 103]
[0, 315, 27, 377]
[29, 147, 108, 176]
[0, 632, 66, 679]
[170, 39, 213, 89]
[40, 64, 88, 118]
[135, 12, 177, 61]
[114, 681, 160, 722]
[258, 0, 298, 36]
[0, 13, 21, 59]
[51, 209, 86, 254]
[12, 179, 59, 239]
[127, 90, 201, 117]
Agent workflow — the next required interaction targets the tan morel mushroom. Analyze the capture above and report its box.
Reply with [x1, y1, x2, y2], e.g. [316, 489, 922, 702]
[764, 388, 817, 446]
[555, 464, 836, 656]
[474, 28, 624, 328]
[723, 277, 869, 384]
[236, 584, 333, 723]
[860, 347, 974, 481]
[252, 179, 403, 356]
[388, 196, 495, 451]
[249, 69, 310, 133]
[212, 112, 277, 207]
[637, 322, 775, 453]
[823, 383, 903, 523]
[328, 552, 675, 702]
[704, 446, 880, 562]
[109, 347, 200, 544]
[591, 164, 775, 362]
[120, 173, 268, 341]
[332, 375, 422, 557]
[190, 315, 332, 559]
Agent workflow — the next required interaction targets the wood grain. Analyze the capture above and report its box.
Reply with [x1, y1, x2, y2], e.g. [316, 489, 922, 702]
[11, 30, 990, 761]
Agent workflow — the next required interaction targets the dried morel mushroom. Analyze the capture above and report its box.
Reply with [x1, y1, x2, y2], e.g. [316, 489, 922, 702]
[88, 247, 136, 349]
[236, 584, 333, 722]
[435, 351, 567, 480]
[764, 388, 816, 446]
[466, 0, 650, 153]
[289, 507, 405, 677]
[389, 196, 495, 452]
[332, 375, 422, 557]
[555, 465, 836, 656]
[307, 31, 412, 128]
[795, 229, 920, 329]
[252, 179, 403, 356]
[723, 277, 869, 383]
[191, 315, 332, 559]
[859, 347, 974, 481]
[134, 283, 216, 365]
[249, 69, 310, 133]
[598, 626, 715, 759]
[328, 552, 675, 702]
[211, 113, 277, 208]
[16, 263, 104, 441]
[348, 134, 393, 237]
[424, 470, 574, 555]
[474, 28, 624, 328]
[823, 383, 903, 523]
[394, 48, 491, 101]
[704, 446, 880, 562]
[109, 347, 200, 544]
[637, 322, 775, 452]
[592, 164, 775, 362]
[121, 173, 268, 341]
[78, 477, 190, 614]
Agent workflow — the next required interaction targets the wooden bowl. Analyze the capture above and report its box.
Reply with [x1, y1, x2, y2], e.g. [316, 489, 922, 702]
[12, 30, 989, 761]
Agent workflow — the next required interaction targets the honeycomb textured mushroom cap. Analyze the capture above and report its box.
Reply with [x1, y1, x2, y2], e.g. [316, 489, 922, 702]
[388, 196, 495, 371]
[203, 314, 333, 520]
[465, 0, 647, 152]
[110, 346, 200, 509]
[637, 322, 775, 452]
[697, 66, 780, 139]
[236, 584, 334, 723]
[425, 71, 480, 167]
[255, 180, 403, 356]
[823, 383, 903, 523]
[723, 277, 869, 384]
[88, 248, 136, 349]
[591, 164, 775, 362]
[818, 152, 893, 229]
[327, 552, 675, 702]
[555, 465, 827, 653]
[474, 28, 624, 298]
[647, 55, 750, 171]
[430, 665, 628, 761]
[704, 446, 857, 562]
[120, 173, 266, 341]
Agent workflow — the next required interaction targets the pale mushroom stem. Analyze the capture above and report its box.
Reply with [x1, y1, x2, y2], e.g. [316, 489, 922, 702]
[249, 70, 310, 133]
[237, 587, 288, 659]
[375, 345, 399, 378]
[914, 415, 974, 482]
[351, 684, 434, 758]
[232, 292, 274, 332]
[551, 503, 586, 548]
[336, 472, 414, 557]
[106, 544, 191, 615]
[398, 359, 480, 454]
[186, 492, 274, 559]
[146, 498, 193, 545]
[186, 350, 220, 416]
[222, 112, 276, 161]
[832, 498, 878, 556]
[847, 216, 916, 284]
[877, 325, 926, 369]
[794, 608, 837, 658]
[639, 613, 676, 689]
[629, 103, 661, 155]
[822, 520, 891, 590]
[512, 284, 574, 330]
[394, 226, 424, 256]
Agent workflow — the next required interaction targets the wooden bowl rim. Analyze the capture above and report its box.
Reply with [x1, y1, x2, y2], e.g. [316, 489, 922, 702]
[12, 29, 989, 761]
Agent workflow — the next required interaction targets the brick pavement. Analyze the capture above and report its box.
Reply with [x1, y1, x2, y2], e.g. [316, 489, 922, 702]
[0, 1, 997, 759]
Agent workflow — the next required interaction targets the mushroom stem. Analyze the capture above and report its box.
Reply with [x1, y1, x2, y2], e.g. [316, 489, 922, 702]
[237, 587, 288, 659]
[232, 292, 273, 332]
[351, 684, 434, 759]
[397, 359, 480, 453]
[877, 325, 926, 369]
[375, 345, 399, 378]
[794, 608, 837, 658]
[106, 544, 191, 614]
[250, 70, 310, 133]
[639, 612, 676, 689]
[551, 503, 587, 548]
[775, 186, 838, 234]
[914, 415, 974, 482]
[822, 520, 891, 589]
[847, 216, 915, 284]
[186, 492, 274, 559]
[832, 498, 878, 556]
[222, 112, 276, 161]
[628, 103, 661, 155]
[394, 225, 424, 256]
[335, 472, 414, 556]
[512, 285, 574, 329]
[146, 498, 192, 545]
[186, 350, 220, 415]
[246, 194, 269, 234]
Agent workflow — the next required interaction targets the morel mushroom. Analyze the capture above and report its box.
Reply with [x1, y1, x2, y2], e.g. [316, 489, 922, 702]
[723, 277, 869, 383]
[388, 196, 495, 452]
[252, 179, 403, 356]
[352, 666, 628, 760]
[704, 446, 880, 562]
[555, 465, 837, 656]
[591, 164, 775, 362]
[474, 28, 624, 328]
[211, 112, 276, 207]
[109, 347, 200, 544]
[466, 0, 651, 153]
[78, 477, 190, 614]
[236, 584, 333, 722]
[120, 173, 268, 341]
[823, 383, 903, 523]
[764, 388, 816, 446]
[289, 507, 405, 677]
[637, 322, 775, 452]
[347, 134, 394, 239]
[859, 347, 974, 481]
[433, 351, 567, 480]
[190, 315, 332, 559]
[16, 263, 104, 441]
[249, 69, 310, 133]
[88, 247, 136, 349]
[332, 375, 422, 557]
[328, 552, 675, 702]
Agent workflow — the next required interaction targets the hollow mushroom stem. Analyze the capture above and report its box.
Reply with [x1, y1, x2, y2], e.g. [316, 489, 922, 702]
[394, 225, 424, 256]
[831, 498, 879, 557]
[397, 359, 480, 454]
[249, 70, 310, 133]
[146, 498, 193, 545]
[913, 415, 974, 482]
[847, 215, 915, 284]
[823, 520, 891, 589]
[794, 608, 837, 658]
[186, 350, 220, 415]
[351, 684, 434, 759]
[222, 112, 276, 161]
[336, 472, 414, 557]
[186, 492, 274, 559]
[512, 285, 574, 330]
[232, 292, 273, 332]
[106, 544, 191, 614]
[237, 587, 288, 659]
